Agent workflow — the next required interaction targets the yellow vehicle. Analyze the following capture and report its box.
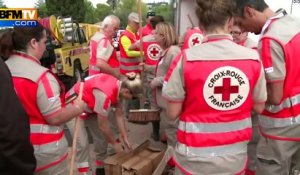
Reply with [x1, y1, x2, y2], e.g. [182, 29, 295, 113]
[79, 23, 100, 41]
[39, 16, 99, 89]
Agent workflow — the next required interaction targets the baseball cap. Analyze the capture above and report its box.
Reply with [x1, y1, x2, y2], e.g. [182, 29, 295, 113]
[147, 11, 155, 18]
[128, 12, 141, 23]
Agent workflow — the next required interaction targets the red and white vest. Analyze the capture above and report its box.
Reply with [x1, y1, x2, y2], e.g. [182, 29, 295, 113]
[6, 52, 68, 172]
[70, 74, 119, 112]
[119, 30, 141, 74]
[143, 39, 162, 66]
[181, 28, 204, 50]
[165, 37, 261, 170]
[89, 35, 119, 76]
[258, 11, 300, 140]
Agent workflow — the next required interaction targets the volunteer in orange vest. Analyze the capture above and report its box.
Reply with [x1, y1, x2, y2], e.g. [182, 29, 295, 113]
[4, 23, 84, 175]
[151, 22, 181, 171]
[181, 27, 204, 50]
[162, 0, 267, 174]
[119, 12, 142, 75]
[66, 73, 140, 153]
[66, 73, 141, 174]
[130, 15, 165, 141]
[119, 12, 143, 118]
[231, 25, 257, 49]
[141, 11, 156, 37]
[88, 15, 121, 79]
[234, 0, 300, 174]
[71, 15, 122, 175]
[231, 24, 259, 175]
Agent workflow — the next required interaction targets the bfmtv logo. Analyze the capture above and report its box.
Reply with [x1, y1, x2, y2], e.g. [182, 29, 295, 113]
[0, 8, 38, 27]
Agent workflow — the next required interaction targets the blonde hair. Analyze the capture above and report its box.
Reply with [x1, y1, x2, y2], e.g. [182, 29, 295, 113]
[156, 22, 178, 49]
[121, 74, 143, 97]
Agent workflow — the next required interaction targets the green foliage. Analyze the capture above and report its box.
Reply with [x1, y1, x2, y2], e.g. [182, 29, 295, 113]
[115, 0, 147, 28]
[0, 0, 6, 8]
[45, 0, 86, 22]
[94, 4, 112, 23]
[151, 2, 174, 24]
[84, 0, 96, 23]
[35, 1, 48, 18]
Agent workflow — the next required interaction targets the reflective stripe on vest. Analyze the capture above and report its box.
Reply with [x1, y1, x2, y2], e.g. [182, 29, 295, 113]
[77, 162, 89, 168]
[259, 114, 300, 128]
[30, 124, 63, 134]
[177, 141, 248, 157]
[33, 138, 66, 151]
[120, 57, 140, 63]
[120, 64, 139, 71]
[265, 94, 300, 113]
[89, 65, 100, 72]
[179, 117, 251, 133]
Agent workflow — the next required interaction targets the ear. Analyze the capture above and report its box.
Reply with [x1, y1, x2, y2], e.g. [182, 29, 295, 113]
[244, 6, 255, 18]
[29, 38, 38, 50]
[228, 17, 234, 29]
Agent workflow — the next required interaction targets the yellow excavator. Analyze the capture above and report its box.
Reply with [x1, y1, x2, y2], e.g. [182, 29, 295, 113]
[39, 15, 99, 90]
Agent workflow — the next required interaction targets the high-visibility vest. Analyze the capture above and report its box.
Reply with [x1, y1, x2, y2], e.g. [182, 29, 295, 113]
[119, 30, 141, 74]
[165, 36, 261, 173]
[181, 28, 204, 50]
[143, 39, 162, 66]
[6, 52, 68, 172]
[69, 74, 119, 112]
[258, 12, 300, 140]
[89, 35, 119, 76]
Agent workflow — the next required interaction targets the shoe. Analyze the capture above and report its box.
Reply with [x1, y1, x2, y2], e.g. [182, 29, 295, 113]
[96, 168, 105, 175]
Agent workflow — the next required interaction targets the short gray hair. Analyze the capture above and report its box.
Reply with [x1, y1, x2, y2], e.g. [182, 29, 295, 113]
[101, 15, 120, 29]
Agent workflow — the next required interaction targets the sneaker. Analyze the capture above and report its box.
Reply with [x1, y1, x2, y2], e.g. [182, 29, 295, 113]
[96, 168, 105, 175]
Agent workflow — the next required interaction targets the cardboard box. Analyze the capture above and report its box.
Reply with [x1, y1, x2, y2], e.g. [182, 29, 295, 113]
[104, 140, 167, 175]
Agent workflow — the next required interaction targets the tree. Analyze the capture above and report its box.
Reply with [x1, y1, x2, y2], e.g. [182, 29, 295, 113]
[152, 3, 173, 24]
[84, 0, 96, 23]
[35, 1, 48, 18]
[116, 0, 147, 28]
[106, 0, 120, 11]
[0, 0, 6, 8]
[94, 4, 112, 23]
[45, 0, 86, 22]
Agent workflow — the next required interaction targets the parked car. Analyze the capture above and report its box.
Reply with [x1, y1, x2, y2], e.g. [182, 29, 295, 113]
[113, 29, 125, 51]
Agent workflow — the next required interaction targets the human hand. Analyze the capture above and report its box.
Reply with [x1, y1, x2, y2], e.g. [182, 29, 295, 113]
[138, 62, 145, 71]
[112, 142, 123, 153]
[122, 137, 133, 151]
[73, 99, 85, 114]
[150, 80, 156, 89]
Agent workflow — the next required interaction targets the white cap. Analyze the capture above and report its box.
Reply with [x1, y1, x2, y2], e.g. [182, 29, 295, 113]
[128, 12, 141, 23]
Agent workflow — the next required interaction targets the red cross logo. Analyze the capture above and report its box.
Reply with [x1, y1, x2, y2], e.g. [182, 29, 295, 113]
[192, 37, 199, 45]
[150, 47, 159, 57]
[214, 78, 239, 101]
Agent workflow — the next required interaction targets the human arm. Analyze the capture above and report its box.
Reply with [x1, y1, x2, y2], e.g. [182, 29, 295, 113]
[259, 38, 285, 105]
[252, 61, 267, 114]
[96, 59, 122, 79]
[120, 35, 141, 57]
[114, 103, 132, 150]
[93, 90, 124, 152]
[37, 73, 84, 126]
[95, 39, 122, 79]
[162, 53, 185, 120]
[152, 46, 181, 88]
